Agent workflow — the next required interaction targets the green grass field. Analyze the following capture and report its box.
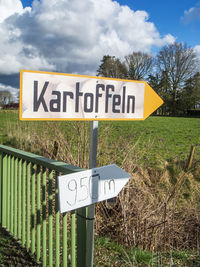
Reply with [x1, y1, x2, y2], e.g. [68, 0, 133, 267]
[99, 116, 200, 165]
[0, 110, 200, 167]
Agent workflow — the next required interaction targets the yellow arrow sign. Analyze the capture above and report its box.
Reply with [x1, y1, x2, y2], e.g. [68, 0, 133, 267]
[143, 82, 163, 120]
[20, 70, 163, 121]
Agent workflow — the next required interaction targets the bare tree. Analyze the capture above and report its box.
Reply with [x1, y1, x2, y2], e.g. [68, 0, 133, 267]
[125, 52, 153, 80]
[0, 90, 13, 106]
[156, 42, 199, 115]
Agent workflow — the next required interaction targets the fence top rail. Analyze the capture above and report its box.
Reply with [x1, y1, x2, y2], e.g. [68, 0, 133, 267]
[0, 144, 83, 174]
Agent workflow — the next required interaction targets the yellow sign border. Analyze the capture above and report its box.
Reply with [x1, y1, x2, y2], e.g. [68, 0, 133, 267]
[20, 69, 163, 121]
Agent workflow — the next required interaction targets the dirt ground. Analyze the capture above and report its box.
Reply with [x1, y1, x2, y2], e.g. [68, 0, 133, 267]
[0, 227, 39, 266]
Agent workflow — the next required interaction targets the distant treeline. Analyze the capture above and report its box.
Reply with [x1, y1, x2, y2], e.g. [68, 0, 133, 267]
[1, 103, 19, 109]
[187, 109, 200, 117]
[97, 42, 200, 117]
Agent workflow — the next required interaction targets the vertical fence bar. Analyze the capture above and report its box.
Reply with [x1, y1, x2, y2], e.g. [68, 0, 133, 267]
[36, 165, 41, 262]
[42, 168, 47, 267]
[63, 212, 68, 267]
[0, 147, 84, 267]
[26, 162, 31, 250]
[77, 207, 87, 267]
[48, 170, 53, 267]
[18, 158, 22, 239]
[7, 155, 11, 231]
[0, 152, 2, 225]
[14, 157, 18, 238]
[12, 156, 15, 234]
[55, 172, 60, 267]
[22, 160, 26, 246]
[31, 164, 36, 255]
[10, 156, 14, 233]
[71, 211, 76, 267]
[2, 154, 7, 227]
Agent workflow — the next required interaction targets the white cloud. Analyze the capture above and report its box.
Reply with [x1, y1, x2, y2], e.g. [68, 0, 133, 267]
[194, 45, 200, 59]
[0, 0, 22, 23]
[0, 0, 175, 77]
[0, 0, 31, 23]
[0, 83, 18, 101]
[181, 6, 200, 24]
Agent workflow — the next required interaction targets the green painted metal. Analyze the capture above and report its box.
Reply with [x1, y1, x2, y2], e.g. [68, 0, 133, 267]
[42, 168, 47, 267]
[22, 160, 26, 246]
[0, 145, 87, 267]
[0, 145, 82, 174]
[55, 172, 60, 267]
[7, 155, 11, 231]
[26, 162, 31, 250]
[36, 165, 41, 262]
[31, 164, 36, 255]
[14, 157, 18, 237]
[48, 170, 53, 267]
[10, 156, 14, 234]
[2, 154, 7, 227]
[18, 158, 22, 239]
[77, 207, 87, 267]
[62, 212, 68, 267]
[0, 152, 2, 224]
[71, 211, 76, 267]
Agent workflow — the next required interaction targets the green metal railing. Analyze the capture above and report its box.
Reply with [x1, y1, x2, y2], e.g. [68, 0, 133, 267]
[0, 145, 87, 267]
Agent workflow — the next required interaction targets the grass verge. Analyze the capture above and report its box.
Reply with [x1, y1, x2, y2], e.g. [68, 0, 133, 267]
[0, 227, 38, 266]
[94, 237, 200, 267]
[1, 231, 199, 266]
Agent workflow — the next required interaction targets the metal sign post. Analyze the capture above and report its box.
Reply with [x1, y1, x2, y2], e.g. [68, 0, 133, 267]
[20, 69, 164, 267]
[86, 120, 98, 267]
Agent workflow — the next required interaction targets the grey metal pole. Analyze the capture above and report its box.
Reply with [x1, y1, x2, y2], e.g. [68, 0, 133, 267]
[85, 120, 99, 267]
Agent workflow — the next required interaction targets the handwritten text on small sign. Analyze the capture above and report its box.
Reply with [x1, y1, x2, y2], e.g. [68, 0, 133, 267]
[58, 164, 130, 213]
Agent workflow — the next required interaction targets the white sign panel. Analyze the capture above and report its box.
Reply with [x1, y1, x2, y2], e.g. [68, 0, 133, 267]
[20, 70, 146, 120]
[58, 164, 130, 213]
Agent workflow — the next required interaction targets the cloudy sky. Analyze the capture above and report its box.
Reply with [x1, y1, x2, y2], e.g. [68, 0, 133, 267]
[0, 0, 200, 99]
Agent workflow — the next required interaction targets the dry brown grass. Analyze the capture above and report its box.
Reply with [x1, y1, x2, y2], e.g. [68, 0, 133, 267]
[6, 120, 200, 252]
[96, 165, 200, 251]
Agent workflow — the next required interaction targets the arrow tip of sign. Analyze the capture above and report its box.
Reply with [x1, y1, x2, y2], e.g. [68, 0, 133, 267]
[143, 83, 164, 120]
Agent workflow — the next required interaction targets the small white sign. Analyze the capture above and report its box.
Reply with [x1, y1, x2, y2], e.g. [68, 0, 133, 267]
[58, 164, 130, 213]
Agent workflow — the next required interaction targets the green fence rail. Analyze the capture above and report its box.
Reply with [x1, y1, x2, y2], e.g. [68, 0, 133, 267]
[0, 144, 87, 267]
